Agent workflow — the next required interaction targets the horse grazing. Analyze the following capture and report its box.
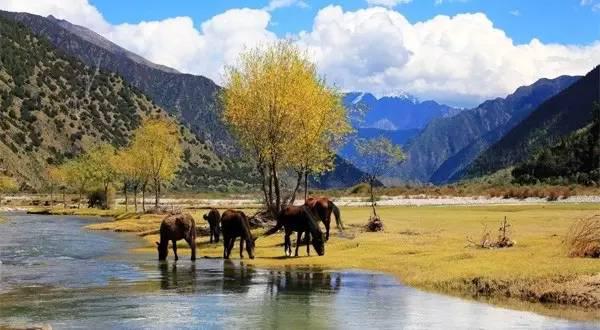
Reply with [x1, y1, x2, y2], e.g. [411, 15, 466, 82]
[220, 210, 256, 259]
[264, 205, 325, 257]
[305, 197, 343, 241]
[156, 213, 197, 261]
[203, 208, 221, 243]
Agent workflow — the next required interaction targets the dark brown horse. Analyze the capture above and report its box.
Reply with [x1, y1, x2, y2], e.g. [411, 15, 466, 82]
[156, 213, 197, 261]
[203, 208, 221, 243]
[264, 205, 325, 257]
[221, 209, 256, 259]
[305, 197, 343, 241]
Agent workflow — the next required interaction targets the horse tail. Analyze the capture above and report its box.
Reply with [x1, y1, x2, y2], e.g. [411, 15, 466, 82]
[330, 201, 344, 230]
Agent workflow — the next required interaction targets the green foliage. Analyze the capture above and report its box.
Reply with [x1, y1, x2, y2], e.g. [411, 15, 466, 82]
[512, 103, 600, 186]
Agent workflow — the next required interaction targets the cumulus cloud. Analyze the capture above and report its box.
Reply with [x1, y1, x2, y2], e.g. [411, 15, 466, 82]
[297, 6, 600, 106]
[366, 0, 412, 8]
[0, 1, 599, 107]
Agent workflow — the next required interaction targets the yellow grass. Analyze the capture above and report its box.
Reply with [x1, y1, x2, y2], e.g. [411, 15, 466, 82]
[66, 203, 600, 319]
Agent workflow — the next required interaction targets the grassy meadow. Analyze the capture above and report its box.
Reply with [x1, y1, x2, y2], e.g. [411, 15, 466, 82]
[52, 202, 600, 320]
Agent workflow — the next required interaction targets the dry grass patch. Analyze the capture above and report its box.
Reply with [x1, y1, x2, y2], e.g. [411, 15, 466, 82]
[565, 215, 600, 258]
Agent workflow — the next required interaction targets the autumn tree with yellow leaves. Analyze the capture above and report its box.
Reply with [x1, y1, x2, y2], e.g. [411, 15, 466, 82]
[0, 175, 18, 206]
[222, 41, 351, 214]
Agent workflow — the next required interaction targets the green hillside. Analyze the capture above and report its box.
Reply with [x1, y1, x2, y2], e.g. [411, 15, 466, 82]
[464, 66, 600, 179]
[0, 16, 255, 191]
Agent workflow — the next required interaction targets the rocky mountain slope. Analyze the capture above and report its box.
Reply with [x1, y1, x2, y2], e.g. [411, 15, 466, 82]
[391, 75, 579, 183]
[0, 15, 253, 191]
[0, 10, 234, 156]
[464, 66, 599, 179]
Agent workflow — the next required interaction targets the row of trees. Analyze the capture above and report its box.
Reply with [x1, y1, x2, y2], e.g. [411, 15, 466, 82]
[46, 118, 183, 211]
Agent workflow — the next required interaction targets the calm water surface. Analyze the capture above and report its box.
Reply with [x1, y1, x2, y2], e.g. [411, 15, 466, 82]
[0, 213, 598, 329]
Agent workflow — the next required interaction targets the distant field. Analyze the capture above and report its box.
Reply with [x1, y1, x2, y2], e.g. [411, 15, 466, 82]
[54, 202, 600, 321]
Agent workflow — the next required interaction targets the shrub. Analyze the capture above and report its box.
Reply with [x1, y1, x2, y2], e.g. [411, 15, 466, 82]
[565, 215, 600, 258]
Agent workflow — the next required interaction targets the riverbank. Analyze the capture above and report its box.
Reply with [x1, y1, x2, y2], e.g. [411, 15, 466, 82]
[40, 202, 600, 320]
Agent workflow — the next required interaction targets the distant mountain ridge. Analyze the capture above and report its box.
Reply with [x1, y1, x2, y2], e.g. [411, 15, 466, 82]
[389, 75, 580, 184]
[343, 92, 459, 131]
[463, 66, 600, 179]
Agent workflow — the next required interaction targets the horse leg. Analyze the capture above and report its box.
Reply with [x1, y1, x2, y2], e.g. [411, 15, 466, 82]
[228, 237, 236, 259]
[172, 240, 178, 261]
[295, 231, 302, 257]
[284, 231, 292, 257]
[239, 237, 245, 259]
[209, 225, 214, 244]
[324, 219, 330, 241]
[186, 236, 196, 261]
[306, 232, 311, 256]
[223, 236, 229, 259]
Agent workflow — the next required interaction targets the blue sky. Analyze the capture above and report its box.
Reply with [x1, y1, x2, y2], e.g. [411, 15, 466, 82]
[1, 0, 599, 106]
[91, 0, 600, 45]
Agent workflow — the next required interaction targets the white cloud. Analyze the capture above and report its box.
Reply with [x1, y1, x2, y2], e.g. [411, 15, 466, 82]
[509, 9, 520, 16]
[0, 1, 599, 107]
[263, 0, 308, 11]
[297, 6, 600, 106]
[366, 0, 412, 8]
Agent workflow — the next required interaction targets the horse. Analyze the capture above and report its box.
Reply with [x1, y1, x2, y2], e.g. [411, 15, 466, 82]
[203, 208, 221, 243]
[156, 213, 197, 261]
[264, 205, 325, 257]
[220, 209, 256, 259]
[305, 197, 343, 241]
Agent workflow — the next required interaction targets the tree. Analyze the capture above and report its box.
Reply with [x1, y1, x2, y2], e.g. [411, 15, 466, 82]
[87, 144, 117, 209]
[62, 154, 96, 209]
[222, 41, 351, 215]
[129, 118, 182, 209]
[0, 175, 18, 206]
[113, 146, 147, 212]
[353, 137, 406, 218]
[46, 165, 67, 208]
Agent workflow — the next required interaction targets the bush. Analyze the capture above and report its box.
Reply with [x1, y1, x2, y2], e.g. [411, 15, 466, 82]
[565, 215, 600, 258]
[87, 187, 115, 209]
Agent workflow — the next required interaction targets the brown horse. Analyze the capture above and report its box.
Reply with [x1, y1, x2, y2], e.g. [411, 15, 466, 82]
[203, 208, 221, 243]
[220, 210, 256, 259]
[305, 197, 343, 241]
[264, 205, 325, 257]
[156, 213, 197, 261]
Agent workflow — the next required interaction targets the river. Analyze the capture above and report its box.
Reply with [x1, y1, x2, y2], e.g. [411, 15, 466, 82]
[0, 213, 598, 329]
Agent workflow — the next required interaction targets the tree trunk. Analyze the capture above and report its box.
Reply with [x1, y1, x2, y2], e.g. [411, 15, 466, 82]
[287, 170, 303, 207]
[304, 171, 309, 201]
[142, 183, 146, 212]
[123, 183, 128, 213]
[103, 183, 109, 210]
[154, 178, 160, 209]
[369, 179, 377, 218]
[133, 185, 138, 213]
[78, 190, 82, 209]
[62, 190, 66, 208]
[271, 162, 281, 214]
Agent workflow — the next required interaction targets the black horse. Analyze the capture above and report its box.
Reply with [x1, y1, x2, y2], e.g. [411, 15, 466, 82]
[156, 213, 197, 261]
[264, 205, 325, 257]
[203, 208, 221, 243]
[220, 209, 256, 259]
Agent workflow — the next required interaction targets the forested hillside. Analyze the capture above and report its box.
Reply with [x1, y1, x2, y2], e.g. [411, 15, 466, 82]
[465, 66, 600, 179]
[0, 16, 254, 191]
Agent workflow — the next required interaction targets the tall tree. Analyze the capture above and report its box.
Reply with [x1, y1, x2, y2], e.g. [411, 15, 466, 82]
[129, 119, 183, 209]
[62, 154, 96, 209]
[222, 41, 351, 215]
[354, 137, 406, 218]
[113, 146, 147, 212]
